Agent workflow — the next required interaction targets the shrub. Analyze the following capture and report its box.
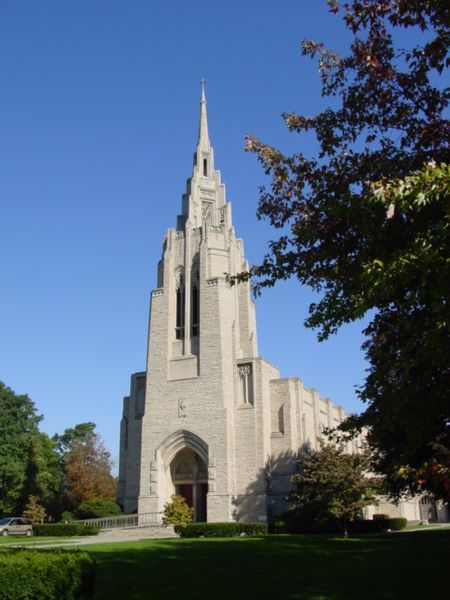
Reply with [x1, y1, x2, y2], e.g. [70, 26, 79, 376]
[0, 548, 95, 599]
[23, 495, 46, 524]
[373, 514, 390, 520]
[268, 516, 288, 534]
[174, 522, 268, 538]
[61, 511, 75, 523]
[388, 518, 407, 530]
[347, 518, 408, 533]
[347, 520, 389, 534]
[281, 510, 342, 534]
[34, 523, 100, 537]
[286, 444, 379, 533]
[76, 499, 122, 519]
[162, 495, 193, 527]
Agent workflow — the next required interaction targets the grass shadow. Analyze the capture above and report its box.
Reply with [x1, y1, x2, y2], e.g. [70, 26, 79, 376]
[85, 530, 450, 599]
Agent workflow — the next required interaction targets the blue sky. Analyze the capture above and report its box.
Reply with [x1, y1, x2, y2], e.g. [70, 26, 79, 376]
[1, 1, 369, 465]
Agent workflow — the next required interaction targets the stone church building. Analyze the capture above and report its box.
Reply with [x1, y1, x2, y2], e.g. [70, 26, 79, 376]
[118, 88, 448, 524]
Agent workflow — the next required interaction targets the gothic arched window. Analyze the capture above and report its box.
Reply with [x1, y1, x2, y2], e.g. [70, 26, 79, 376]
[175, 272, 185, 340]
[191, 269, 199, 337]
[203, 158, 208, 177]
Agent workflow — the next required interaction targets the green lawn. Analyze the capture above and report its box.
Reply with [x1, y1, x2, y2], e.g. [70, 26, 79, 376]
[84, 530, 450, 600]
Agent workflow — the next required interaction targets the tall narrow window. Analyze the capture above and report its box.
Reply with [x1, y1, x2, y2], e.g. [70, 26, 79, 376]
[203, 158, 207, 177]
[238, 364, 254, 405]
[278, 404, 285, 435]
[192, 283, 199, 337]
[176, 284, 185, 339]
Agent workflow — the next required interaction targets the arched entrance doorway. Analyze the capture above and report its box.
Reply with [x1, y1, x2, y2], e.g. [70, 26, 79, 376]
[170, 447, 208, 522]
[157, 429, 209, 522]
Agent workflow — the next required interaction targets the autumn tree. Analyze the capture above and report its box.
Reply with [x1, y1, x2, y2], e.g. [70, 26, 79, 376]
[59, 425, 117, 512]
[0, 384, 116, 517]
[238, 1, 449, 499]
[23, 495, 46, 524]
[286, 443, 379, 533]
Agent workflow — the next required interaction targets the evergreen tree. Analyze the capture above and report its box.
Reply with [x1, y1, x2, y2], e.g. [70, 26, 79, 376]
[162, 495, 194, 527]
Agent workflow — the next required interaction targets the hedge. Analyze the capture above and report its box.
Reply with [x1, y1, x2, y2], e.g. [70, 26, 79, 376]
[0, 548, 95, 599]
[348, 518, 407, 533]
[388, 518, 407, 530]
[34, 523, 101, 537]
[269, 516, 408, 534]
[373, 514, 390, 520]
[271, 512, 345, 534]
[174, 522, 268, 538]
[347, 519, 390, 533]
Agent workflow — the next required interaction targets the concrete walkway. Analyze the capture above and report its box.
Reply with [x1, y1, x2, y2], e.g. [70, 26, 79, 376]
[10, 526, 178, 549]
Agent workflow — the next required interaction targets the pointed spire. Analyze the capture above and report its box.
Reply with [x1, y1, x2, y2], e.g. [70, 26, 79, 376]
[198, 79, 210, 148]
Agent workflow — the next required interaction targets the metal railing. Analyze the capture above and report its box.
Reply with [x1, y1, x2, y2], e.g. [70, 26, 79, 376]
[74, 512, 163, 530]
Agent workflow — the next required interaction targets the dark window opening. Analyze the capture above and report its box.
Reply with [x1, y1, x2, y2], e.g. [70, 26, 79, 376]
[176, 286, 185, 339]
[192, 284, 199, 337]
[278, 405, 285, 435]
[203, 158, 207, 177]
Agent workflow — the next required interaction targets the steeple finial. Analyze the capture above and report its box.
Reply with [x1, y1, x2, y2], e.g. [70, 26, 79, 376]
[198, 79, 210, 147]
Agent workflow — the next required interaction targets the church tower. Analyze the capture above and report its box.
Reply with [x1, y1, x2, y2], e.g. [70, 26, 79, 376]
[118, 86, 353, 522]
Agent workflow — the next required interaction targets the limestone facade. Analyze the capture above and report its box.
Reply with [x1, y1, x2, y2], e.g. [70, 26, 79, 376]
[117, 88, 448, 524]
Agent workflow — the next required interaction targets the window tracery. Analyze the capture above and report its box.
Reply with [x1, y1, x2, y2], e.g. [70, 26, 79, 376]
[238, 363, 254, 405]
[175, 271, 185, 340]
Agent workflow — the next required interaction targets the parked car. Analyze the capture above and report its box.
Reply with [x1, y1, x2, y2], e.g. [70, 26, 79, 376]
[0, 517, 33, 537]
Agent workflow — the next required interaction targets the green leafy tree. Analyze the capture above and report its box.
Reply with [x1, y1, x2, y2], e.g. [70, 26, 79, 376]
[60, 511, 75, 523]
[0, 382, 43, 514]
[343, 163, 450, 500]
[76, 499, 122, 519]
[162, 494, 194, 527]
[53, 422, 96, 455]
[286, 444, 379, 533]
[236, 1, 449, 499]
[20, 433, 63, 516]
